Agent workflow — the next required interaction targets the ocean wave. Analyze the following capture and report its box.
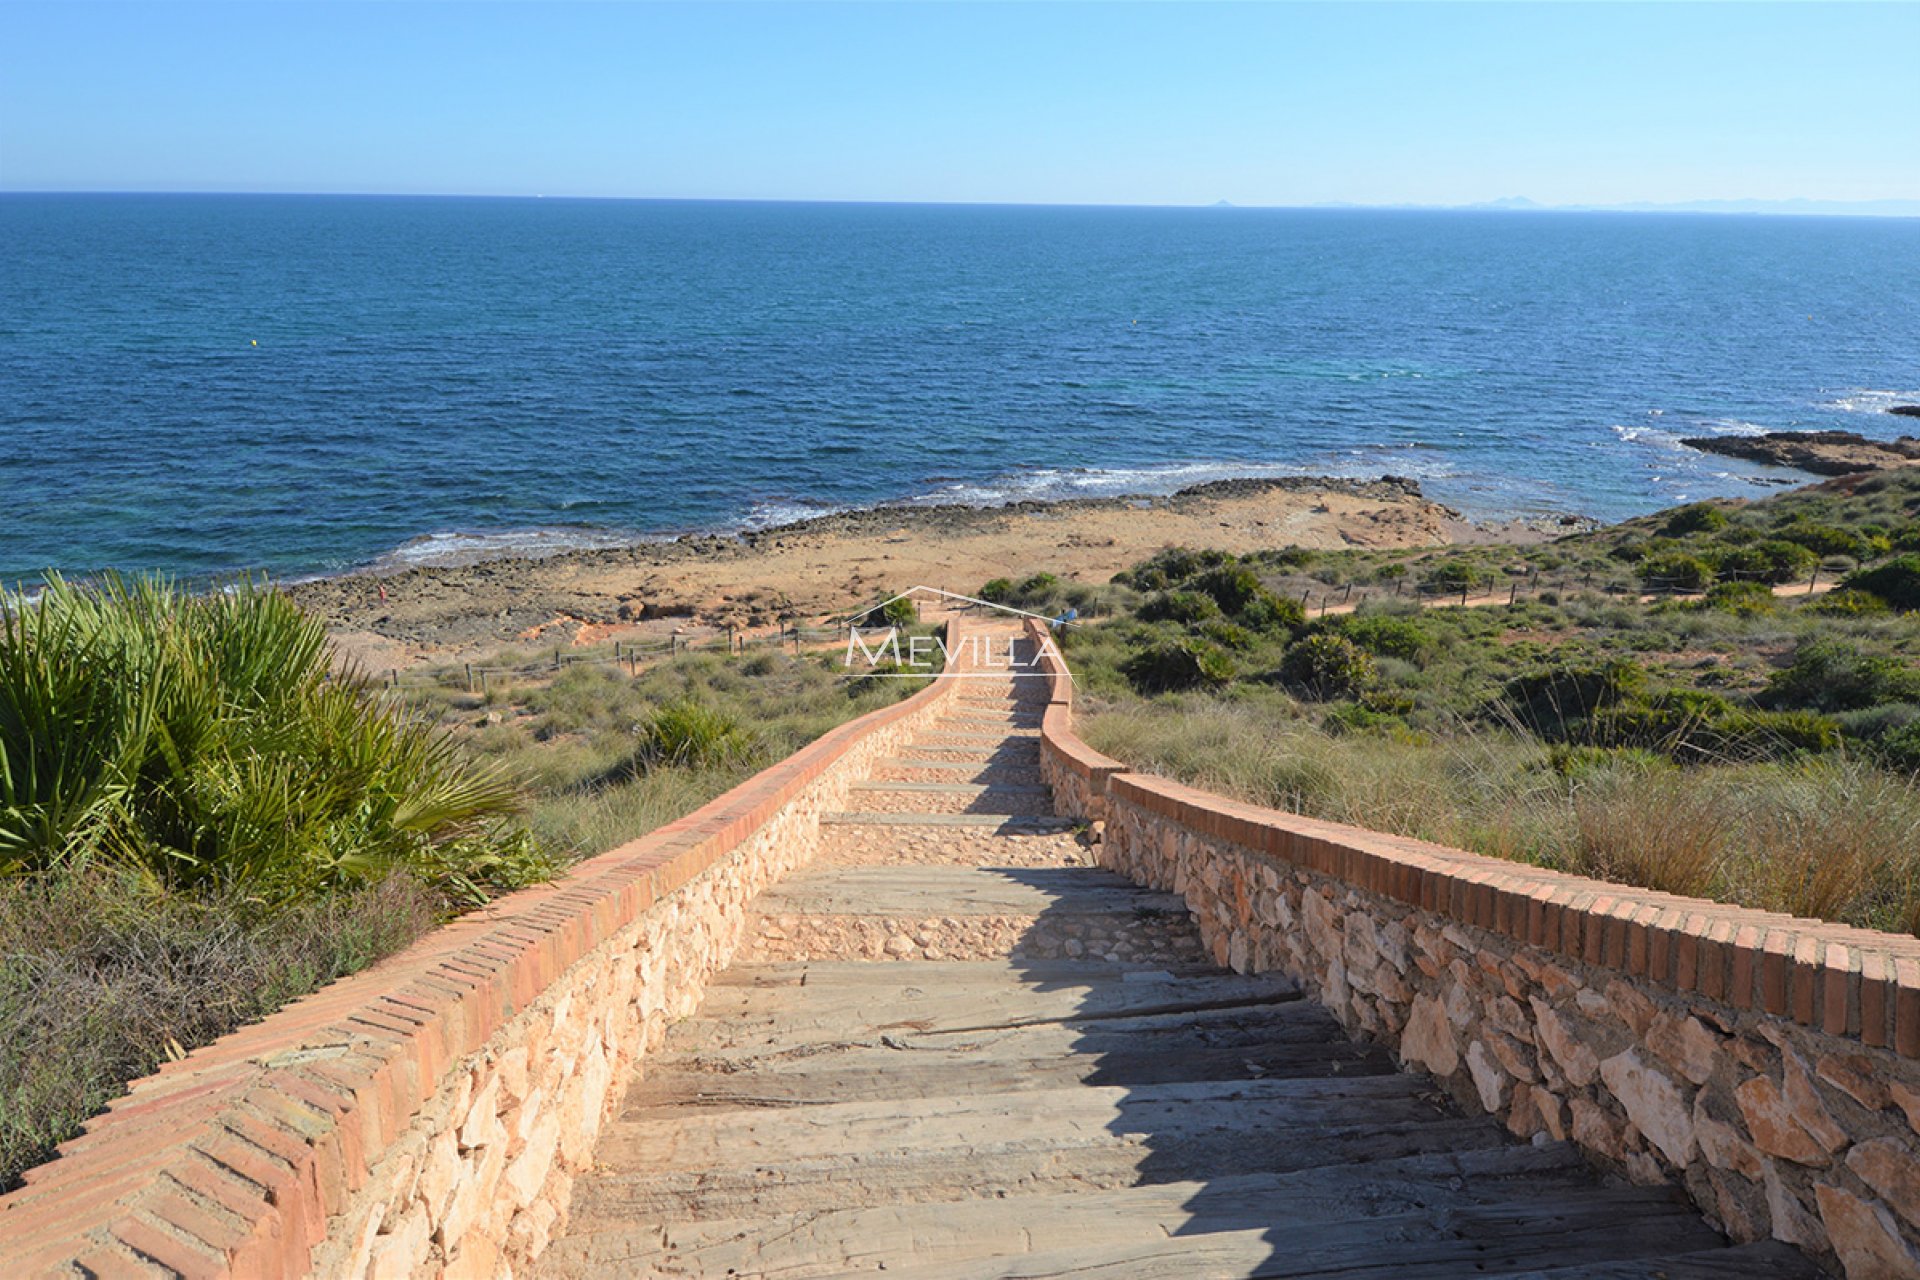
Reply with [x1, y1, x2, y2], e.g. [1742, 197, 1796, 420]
[887, 455, 1455, 509]
[737, 497, 851, 529]
[1820, 389, 1920, 414]
[365, 527, 659, 573]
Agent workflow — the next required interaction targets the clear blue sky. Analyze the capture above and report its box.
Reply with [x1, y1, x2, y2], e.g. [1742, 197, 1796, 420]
[2, 2, 1915, 207]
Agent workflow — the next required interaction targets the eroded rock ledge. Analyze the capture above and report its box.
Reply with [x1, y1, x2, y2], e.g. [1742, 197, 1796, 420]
[1681, 430, 1920, 476]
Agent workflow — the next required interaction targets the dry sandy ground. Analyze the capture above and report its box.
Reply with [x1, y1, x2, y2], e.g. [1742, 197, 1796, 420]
[286, 477, 1582, 672]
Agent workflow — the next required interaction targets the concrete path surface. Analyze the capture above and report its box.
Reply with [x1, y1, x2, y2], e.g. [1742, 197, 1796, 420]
[541, 624, 1818, 1279]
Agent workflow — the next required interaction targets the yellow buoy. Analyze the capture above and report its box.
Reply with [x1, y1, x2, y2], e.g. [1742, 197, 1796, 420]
[251, 340, 258, 346]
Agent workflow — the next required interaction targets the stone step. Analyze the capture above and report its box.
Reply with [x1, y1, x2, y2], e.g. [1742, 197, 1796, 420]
[750, 864, 1183, 916]
[586, 1074, 1456, 1174]
[546, 1144, 1722, 1279]
[847, 781, 1051, 795]
[659, 963, 1300, 1050]
[917, 728, 1041, 743]
[622, 1029, 1394, 1114]
[820, 811, 1075, 830]
[868, 757, 1044, 780]
[561, 1113, 1520, 1226]
[898, 736, 1036, 756]
[774, 1200, 1737, 1280]
[813, 824, 1085, 872]
[656, 987, 1358, 1078]
[836, 783, 1056, 817]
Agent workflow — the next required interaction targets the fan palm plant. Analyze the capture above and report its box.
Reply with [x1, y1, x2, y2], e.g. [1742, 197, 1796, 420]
[0, 575, 549, 906]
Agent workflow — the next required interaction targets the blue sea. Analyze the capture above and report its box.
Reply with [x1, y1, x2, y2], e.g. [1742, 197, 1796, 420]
[3, 194, 1918, 585]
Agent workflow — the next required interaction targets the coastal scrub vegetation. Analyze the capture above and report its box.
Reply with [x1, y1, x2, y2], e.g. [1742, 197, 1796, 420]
[0, 577, 934, 1189]
[395, 629, 937, 859]
[0, 575, 552, 1187]
[1037, 471, 1920, 936]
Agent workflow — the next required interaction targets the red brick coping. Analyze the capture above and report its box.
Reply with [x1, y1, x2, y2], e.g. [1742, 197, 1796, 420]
[0, 624, 965, 1277]
[1026, 619, 1920, 1059]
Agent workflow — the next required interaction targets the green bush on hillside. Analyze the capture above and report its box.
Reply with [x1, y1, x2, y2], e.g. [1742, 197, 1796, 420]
[1764, 640, 1920, 714]
[1421, 561, 1483, 594]
[1277, 633, 1377, 699]
[1502, 660, 1648, 738]
[1593, 689, 1839, 761]
[1137, 590, 1221, 625]
[637, 700, 759, 770]
[1123, 638, 1235, 693]
[1638, 551, 1714, 593]
[1338, 614, 1433, 663]
[1806, 588, 1890, 618]
[1843, 554, 1920, 611]
[1778, 521, 1872, 561]
[1711, 540, 1816, 585]
[0, 576, 549, 906]
[1703, 581, 1775, 616]
[1662, 502, 1729, 537]
[1115, 547, 1232, 591]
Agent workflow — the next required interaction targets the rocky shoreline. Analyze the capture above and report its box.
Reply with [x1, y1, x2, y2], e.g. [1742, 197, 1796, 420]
[286, 474, 1590, 670]
[1679, 429, 1920, 477]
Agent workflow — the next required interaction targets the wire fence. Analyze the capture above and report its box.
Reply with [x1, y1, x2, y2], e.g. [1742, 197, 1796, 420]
[1293, 560, 1845, 617]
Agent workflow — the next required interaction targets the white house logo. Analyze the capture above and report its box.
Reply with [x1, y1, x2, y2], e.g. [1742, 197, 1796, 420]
[841, 586, 1074, 680]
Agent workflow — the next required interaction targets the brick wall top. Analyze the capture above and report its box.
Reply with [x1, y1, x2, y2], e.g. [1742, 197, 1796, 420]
[1023, 618, 1920, 1061]
[0, 619, 967, 1277]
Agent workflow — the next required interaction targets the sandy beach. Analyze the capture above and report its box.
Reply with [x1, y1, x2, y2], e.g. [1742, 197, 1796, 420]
[286, 476, 1585, 672]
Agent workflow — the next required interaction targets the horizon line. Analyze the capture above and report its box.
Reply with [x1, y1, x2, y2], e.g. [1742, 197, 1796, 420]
[4, 189, 1920, 220]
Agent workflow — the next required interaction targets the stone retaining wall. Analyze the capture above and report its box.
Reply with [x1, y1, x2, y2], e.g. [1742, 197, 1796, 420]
[0, 623, 967, 1279]
[1027, 618, 1920, 1278]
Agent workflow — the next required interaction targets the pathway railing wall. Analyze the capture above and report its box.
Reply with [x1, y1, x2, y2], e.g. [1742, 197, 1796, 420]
[1028, 617, 1920, 1279]
[0, 622, 967, 1279]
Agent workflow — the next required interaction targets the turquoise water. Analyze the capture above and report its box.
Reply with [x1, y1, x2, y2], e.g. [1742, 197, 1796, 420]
[3, 194, 1917, 583]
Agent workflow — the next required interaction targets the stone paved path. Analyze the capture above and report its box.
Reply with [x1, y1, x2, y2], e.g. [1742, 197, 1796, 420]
[542, 626, 1817, 1279]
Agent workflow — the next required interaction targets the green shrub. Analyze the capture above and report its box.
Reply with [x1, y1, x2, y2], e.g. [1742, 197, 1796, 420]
[1779, 521, 1869, 560]
[1877, 722, 1920, 773]
[1662, 502, 1729, 536]
[1843, 554, 1920, 611]
[1421, 560, 1483, 593]
[1502, 660, 1648, 737]
[637, 700, 758, 769]
[978, 578, 1015, 603]
[0, 576, 546, 906]
[1638, 551, 1714, 593]
[1016, 572, 1060, 598]
[1764, 640, 1920, 713]
[1545, 744, 1667, 780]
[1199, 619, 1254, 650]
[1121, 547, 1232, 591]
[1339, 614, 1432, 662]
[1137, 590, 1221, 625]
[1241, 592, 1307, 635]
[1712, 540, 1816, 585]
[1322, 702, 1405, 735]
[1592, 692, 1840, 761]
[1703, 581, 1775, 616]
[872, 596, 918, 627]
[1805, 588, 1890, 618]
[1278, 633, 1377, 699]
[1122, 639, 1235, 693]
